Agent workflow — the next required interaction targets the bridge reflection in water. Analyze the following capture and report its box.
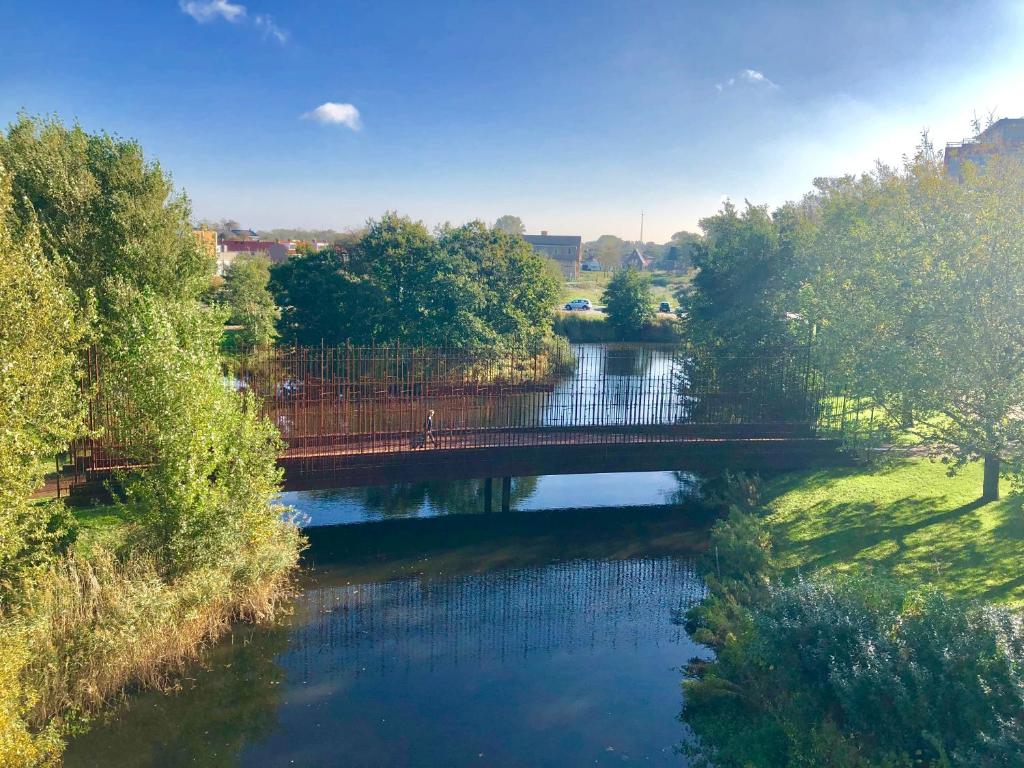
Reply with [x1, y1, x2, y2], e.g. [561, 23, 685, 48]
[64, 507, 715, 767]
[287, 557, 705, 680]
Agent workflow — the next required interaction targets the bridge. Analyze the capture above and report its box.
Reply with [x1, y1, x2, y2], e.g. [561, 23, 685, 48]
[77, 343, 856, 501]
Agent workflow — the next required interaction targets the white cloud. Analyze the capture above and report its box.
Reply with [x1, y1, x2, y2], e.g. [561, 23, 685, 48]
[179, 0, 246, 23]
[302, 103, 362, 130]
[179, 0, 288, 43]
[254, 14, 288, 43]
[740, 69, 779, 88]
[716, 69, 779, 92]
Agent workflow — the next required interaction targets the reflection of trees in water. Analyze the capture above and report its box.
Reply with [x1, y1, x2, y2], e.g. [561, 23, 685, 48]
[666, 471, 701, 506]
[360, 477, 540, 517]
[64, 624, 289, 768]
[603, 346, 652, 378]
[286, 557, 705, 680]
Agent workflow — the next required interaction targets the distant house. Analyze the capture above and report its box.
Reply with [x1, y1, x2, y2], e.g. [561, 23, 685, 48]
[944, 118, 1024, 179]
[522, 232, 582, 278]
[621, 248, 650, 271]
[230, 228, 259, 240]
[223, 240, 290, 265]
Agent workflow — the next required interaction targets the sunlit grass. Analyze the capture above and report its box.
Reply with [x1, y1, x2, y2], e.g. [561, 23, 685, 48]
[763, 458, 1024, 605]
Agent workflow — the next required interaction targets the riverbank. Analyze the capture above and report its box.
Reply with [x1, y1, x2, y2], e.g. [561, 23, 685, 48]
[761, 457, 1024, 604]
[2, 506, 301, 766]
[553, 312, 682, 342]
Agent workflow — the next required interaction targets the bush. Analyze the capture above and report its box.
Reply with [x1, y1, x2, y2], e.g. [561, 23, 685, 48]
[602, 268, 654, 336]
[684, 576, 1024, 767]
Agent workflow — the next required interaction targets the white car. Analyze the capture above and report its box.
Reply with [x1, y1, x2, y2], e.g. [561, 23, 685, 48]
[564, 298, 593, 311]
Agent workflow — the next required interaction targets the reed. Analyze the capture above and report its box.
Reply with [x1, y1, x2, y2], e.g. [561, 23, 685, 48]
[0, 517, 302, 766]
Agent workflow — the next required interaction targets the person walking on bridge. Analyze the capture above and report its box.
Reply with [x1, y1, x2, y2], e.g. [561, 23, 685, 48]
[423, 409, 438, 448]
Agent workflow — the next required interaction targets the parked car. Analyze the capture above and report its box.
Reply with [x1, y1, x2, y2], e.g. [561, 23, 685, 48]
[564, 298, 593, 311]
[658, 301, 671, 313]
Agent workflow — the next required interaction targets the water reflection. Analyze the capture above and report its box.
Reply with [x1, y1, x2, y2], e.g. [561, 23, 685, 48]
[281, 471, 698, 527]
[66, 507, 712, 768]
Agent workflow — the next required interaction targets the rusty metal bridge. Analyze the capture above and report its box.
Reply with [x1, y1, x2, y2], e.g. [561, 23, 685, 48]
[78, 343, 856, 497]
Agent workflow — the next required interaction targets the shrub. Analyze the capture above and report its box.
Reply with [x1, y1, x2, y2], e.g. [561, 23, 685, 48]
[684, 576, 1024, 767]
[602, 268, 654, 336]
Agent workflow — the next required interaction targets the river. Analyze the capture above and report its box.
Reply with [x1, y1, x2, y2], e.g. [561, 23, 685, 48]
[65, 481, 712, 767]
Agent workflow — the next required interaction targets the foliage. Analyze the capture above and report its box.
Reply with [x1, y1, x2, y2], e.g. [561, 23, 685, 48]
[0, 115, 211, 310]
[801, 155, 1024, 497]
[601, 268, 654, 337]
[271, 214, 559, 350]
[683, 200, 804, 352]
[493, 214, 525, 235]
[222, 254, 279, 350]
[0, 166, 88, 597]
[685, 575, 1024, 767]
[99, 287, 288, 576]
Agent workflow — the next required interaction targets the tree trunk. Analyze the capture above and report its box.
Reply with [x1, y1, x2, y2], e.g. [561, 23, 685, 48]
[982, 453, 1001, 501]
[899, 401, 914, 429]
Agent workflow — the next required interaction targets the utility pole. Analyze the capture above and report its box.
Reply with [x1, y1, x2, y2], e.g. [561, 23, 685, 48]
[639, 211, 645, 246]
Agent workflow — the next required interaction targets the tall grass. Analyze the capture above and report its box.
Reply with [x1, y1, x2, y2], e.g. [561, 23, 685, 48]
[0, 516, 302, 766]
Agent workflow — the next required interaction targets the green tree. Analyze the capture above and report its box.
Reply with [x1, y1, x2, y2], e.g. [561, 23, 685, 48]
[803, 156, 1024, 500]
[683, 201, 802, 352]
[0, 115, 212, 310]
[602, 268, 653, 338]
[0, 166, 88, 594]
[271, 215, 558, 350]
[271, 247, 383, 346]
[494, 215, 525, 235]
[586, 234, 629, 270]
[223, 254, 279, 350]
[437, 221, 559, 349]
[100, 286, 289, 575]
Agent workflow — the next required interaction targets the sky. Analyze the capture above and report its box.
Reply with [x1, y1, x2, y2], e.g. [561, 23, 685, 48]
[3, 0, 1024, 242]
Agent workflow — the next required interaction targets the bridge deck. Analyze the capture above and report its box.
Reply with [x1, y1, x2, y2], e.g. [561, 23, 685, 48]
[278, 426, 847, 489]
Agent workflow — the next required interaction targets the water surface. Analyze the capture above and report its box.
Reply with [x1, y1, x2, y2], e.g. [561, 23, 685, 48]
[66, 490, 711, 767]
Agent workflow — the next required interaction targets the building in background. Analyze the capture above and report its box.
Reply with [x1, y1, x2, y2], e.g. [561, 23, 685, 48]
[522, 232, 582, 278]
[944, 118, 1024, 179]
[223, 240, 290, 266]
[621, 248, 650, 271]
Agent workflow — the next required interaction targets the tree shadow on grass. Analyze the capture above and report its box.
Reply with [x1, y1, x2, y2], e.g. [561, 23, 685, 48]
[762, 459, 919, 503]
[773, 495, 987, 579]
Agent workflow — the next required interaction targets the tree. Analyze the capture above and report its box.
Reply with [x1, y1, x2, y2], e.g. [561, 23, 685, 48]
[802, 155, 1024, 500]
[223, 254, 279, 350]
[494, 215, 525, 236]
[683, 201, 803, 352]
[0, 165, 88, 593]
[586, 234, 630, 270]
[437, 221, 559, 349]
[101, 286, 288, 575]
[602, 268, 653, 338]
[271, 215, 559, 350]
[0, 115, 212, 311]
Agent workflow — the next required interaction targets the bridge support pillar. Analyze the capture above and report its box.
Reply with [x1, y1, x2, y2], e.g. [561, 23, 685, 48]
[501, 476, 512, 513]
[483, 477, 493, 513]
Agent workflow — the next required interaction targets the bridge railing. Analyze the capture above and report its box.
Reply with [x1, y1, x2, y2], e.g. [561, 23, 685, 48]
[75, 342, 850, 478]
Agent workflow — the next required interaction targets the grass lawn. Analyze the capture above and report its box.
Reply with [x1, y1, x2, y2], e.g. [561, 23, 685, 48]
[559, 269, 691, 309]
[73, 503, 127, 554]
[763, 458, 1024, 605]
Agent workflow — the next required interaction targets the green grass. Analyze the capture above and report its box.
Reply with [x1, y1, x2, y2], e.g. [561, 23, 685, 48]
[73, 504, 128, 554]
[763, 458, 1024, 605]
[559, 269, 691, 309]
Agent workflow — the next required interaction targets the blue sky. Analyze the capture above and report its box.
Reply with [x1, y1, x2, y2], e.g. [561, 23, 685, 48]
[3, 1, 1024, 241]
